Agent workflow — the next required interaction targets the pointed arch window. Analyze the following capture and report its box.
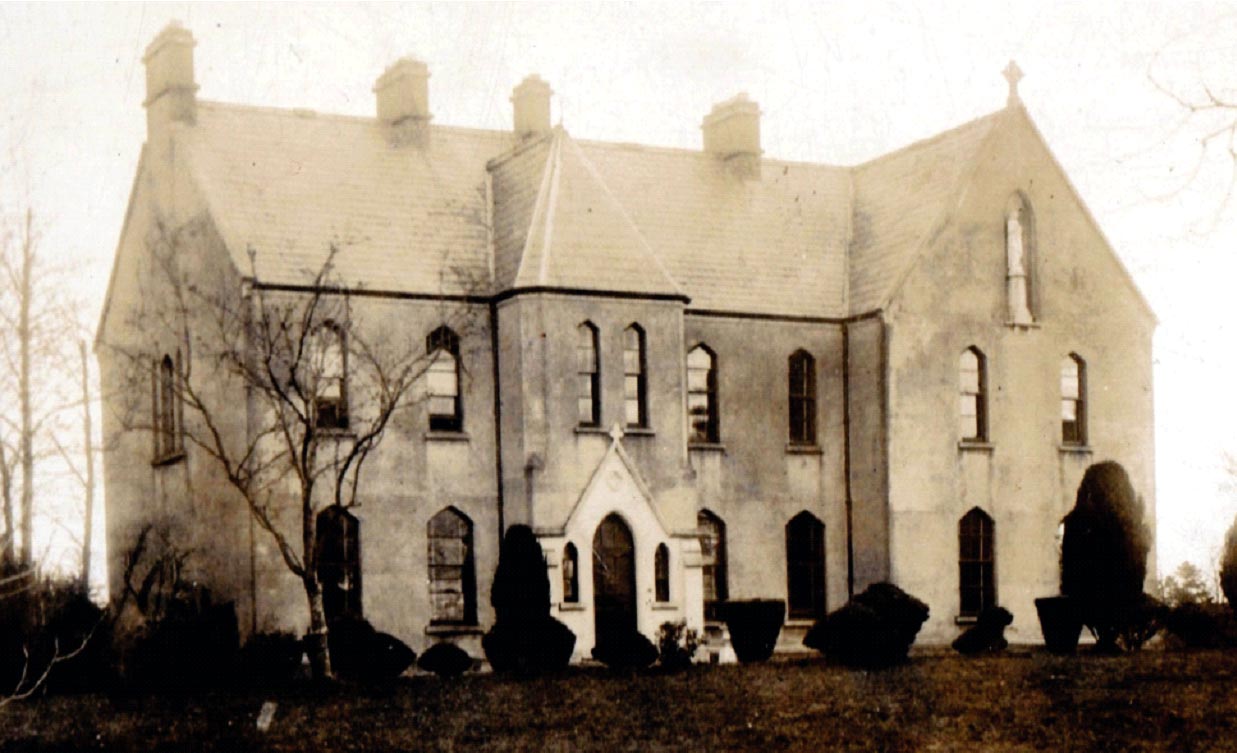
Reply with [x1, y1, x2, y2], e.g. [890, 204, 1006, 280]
[562, 543, 579, 603]
[959, 347, 987, 442]
[1061, 354, 1087, 445]
[577, 322, 600, 427]
[316, 506, 362, 622]
[623, 324, 648, 428]
[959, 508, 995, 617]
[310, 323, 348, 430]
[687, 345, 718, 444]
[788, 350, 817, 445]
[786, 512, 826, 620]
[428, 507, 476, 625]
[1006, 195, 1035, 325]
[697, 511, 727, 621]
[427, 326, 462, 432]
[152, 353, 183, 459]
[654, 543, 670, 603]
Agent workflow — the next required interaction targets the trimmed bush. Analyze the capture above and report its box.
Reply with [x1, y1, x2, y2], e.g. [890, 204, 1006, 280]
[656, 621, 700, 672]
[238, 631, 304, 686]
[326, 615, 415, 682]
[483, 525, 577, 673]
[418, 642, 474, 678]
[952, 606, 1013, 655]
[1061, 461, 1153, 652]
[1035, 596, 1083, 654]
[1163, 603, 1237, 648]
[1222, 516, 1237, 615]
[591, 630, 658, 670]
[804, 582, 929, 669]
[122, 599, 240, 690]
[722, 600, 785, 663]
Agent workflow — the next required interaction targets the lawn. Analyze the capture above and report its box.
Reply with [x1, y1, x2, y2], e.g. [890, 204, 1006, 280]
[3, 649, 1237, 752]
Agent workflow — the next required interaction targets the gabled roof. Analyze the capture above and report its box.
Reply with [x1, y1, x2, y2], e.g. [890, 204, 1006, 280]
[848, 110, 1003, 313]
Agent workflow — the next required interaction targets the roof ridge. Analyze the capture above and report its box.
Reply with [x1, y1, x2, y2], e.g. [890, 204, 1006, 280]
[196, 99, 512, 139]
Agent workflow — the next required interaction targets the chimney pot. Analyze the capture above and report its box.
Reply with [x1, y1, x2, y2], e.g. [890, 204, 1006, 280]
[143, 21, 197, 136]
[374, 58, 431, 147]
[701, 92, 762, 178]
[511, 75, 553, 139]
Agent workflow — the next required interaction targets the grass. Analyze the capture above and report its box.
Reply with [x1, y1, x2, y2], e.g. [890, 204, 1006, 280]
[3, 649, 1237, 751]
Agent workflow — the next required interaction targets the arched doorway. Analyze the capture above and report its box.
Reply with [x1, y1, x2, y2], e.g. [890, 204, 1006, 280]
[593, 514, 636, 647]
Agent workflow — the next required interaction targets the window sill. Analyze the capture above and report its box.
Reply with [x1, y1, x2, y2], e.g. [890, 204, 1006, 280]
[688, 442, 726, 453]
[957, 440, 994, 453]
[151, 451, 185, 468]
[785, 618, 817, 629]
[786, 443, 822, 455]
[1058, 443, 1092, 455]
[1004, 321, 1041, 330]
[651, 602, 679, 611]
[558, 602, 586, 612]
[425, 623, 482, 636]
[425, 431, 470, 443]
[954, 615, 979, 626]
[574, 425, 609, 436]
[624, 426, 655, 437]
[316, 428, 356, 440]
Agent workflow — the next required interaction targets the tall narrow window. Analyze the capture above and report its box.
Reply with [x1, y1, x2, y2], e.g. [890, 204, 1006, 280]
[577, 322, 600, 427]
[654, 543, 670, 603]
[786, 512, 826, 620]
[154, 354, 181, 458]
[959, 508, 995, 617]
[788, 350, 817, 445]
[959, 347, 987, 442]
[1061, 354, 1086, 445]
[428, 507, 476, 625]
[697, 510, 727, 621]
[687, 345, 718, 444]
[311, 324, 348, 430]
[623, 324, 648, 428]
[1006, 195, 1035, 325]
[427, 326, 462, 432]
[316, 505, 362, 622]
[562, 542, 579, 603]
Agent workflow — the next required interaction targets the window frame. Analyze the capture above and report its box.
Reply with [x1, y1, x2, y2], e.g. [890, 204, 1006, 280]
[623, 324, 649, 429]
[316, 505, 363, 622]
[1061, 353, 1087, 446]
[311, 322, 350, 431]
[427, 326, 463, 433]
[152, 352, 183, 461]
[786, 511, 826, 621]
[654, 543, 670, 603]
[562, 542, 579, 603]
[577, 322, 601, 427]
[958, 347, 988, 443]
[427, 506, 477, 626]
[697, 510, 728, 622]
[1005, 194, 1037, 323]
[687, 344, 719, 444]
[788, 349, 817, 446]
[958, 507, 996, 617]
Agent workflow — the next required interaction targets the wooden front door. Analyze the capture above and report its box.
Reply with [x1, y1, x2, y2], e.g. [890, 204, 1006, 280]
[593, 514, 636, 647]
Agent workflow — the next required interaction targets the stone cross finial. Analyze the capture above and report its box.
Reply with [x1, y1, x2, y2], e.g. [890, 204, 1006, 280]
[1002, 60, 1024, 106]
[609, 423, 625, 443]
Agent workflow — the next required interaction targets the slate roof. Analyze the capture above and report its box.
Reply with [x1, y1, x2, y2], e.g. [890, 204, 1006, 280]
[175, 98, 1004, 318]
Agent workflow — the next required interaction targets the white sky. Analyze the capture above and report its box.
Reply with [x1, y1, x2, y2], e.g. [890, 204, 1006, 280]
[1, 1, 1234, 585]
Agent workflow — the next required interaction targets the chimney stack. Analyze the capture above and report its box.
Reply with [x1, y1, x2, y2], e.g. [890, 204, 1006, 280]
[511, 75, 553, 140]
[143, 21, 198, 140]
[702, 93, 762, 179]
[374, 58, 431, 147]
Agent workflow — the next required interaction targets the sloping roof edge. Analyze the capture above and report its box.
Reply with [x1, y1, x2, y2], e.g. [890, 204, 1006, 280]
[95, 146, 147, 350]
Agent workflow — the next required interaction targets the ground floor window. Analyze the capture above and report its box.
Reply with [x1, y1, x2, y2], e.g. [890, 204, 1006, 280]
[959, 508, 995, 616]
[316, 506, 362, 622]
[428, 507, 476, 625]
[786, 511, 825, 620]
[654, 543, 670, 602]
[698, 510, 728, 621]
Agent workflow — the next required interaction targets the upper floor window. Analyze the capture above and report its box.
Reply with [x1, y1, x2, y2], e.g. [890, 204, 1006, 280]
[562, 542, 579, 603]
[427, 326, 462, 432]
[788, 350, 817, 445]
[623, 324, 648, 428]
[428, 507, 476, 625]
[1061, 354, 1086, 445]
[959, 347, 987, 442]
[310, 323, 348, 430]
[654, 543, 670, 603]
[1006, 195, 1035, 325]
[687, 345, 718, 444]
[959, 508, 995, 617]
[153, 353, 183, 459]
[577, 322, 600, 427]
[698, 510, 728, 621]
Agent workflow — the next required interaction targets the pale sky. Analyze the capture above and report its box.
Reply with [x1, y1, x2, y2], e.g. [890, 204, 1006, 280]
[1, 1, 1234, 585]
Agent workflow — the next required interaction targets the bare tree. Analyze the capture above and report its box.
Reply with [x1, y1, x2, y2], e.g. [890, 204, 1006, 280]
[107, 219, 482, 679]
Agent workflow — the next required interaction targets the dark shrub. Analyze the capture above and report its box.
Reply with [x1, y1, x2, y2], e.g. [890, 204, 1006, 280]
[1061, 461, 1153, 651]
[952, 606, 1013, 655]
[1111, 593, 1165, 652]
[482, 616, 575, 674]
[722, 600, 785, 663]
[326, 615, 415, 682]
[1222, 516, 1237, 615]
[418, 642, 474, 678]
[805, 582, 929, 669]
[1163, 602, 1237, 648]
[123, 599, 240, 690]
[591, 630, 658, 670]
[1035, 596, 1083, 654]
[483, 525, 577, 673]
[239, 631, 304, 686]
[656, 621, 700, 672]
[0, 574, 113, 694]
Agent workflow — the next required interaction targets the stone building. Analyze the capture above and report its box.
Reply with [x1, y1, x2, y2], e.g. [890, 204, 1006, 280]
[97, 25, 1156, 658]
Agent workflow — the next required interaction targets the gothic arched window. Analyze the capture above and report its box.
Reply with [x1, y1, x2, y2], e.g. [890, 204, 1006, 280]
[428, 507, 476, 625]
[786, 511, 826, 620]
[654, 543, 670, 603]
[697, 510, 727, 621]
[959, 508, 995, 617]
[577, 322, 600, 427]
[427, 326, 462, 432]
[959, 347, 987, 442]
[1006, 195, 1035, 325]
[687, 345, 718, 444]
